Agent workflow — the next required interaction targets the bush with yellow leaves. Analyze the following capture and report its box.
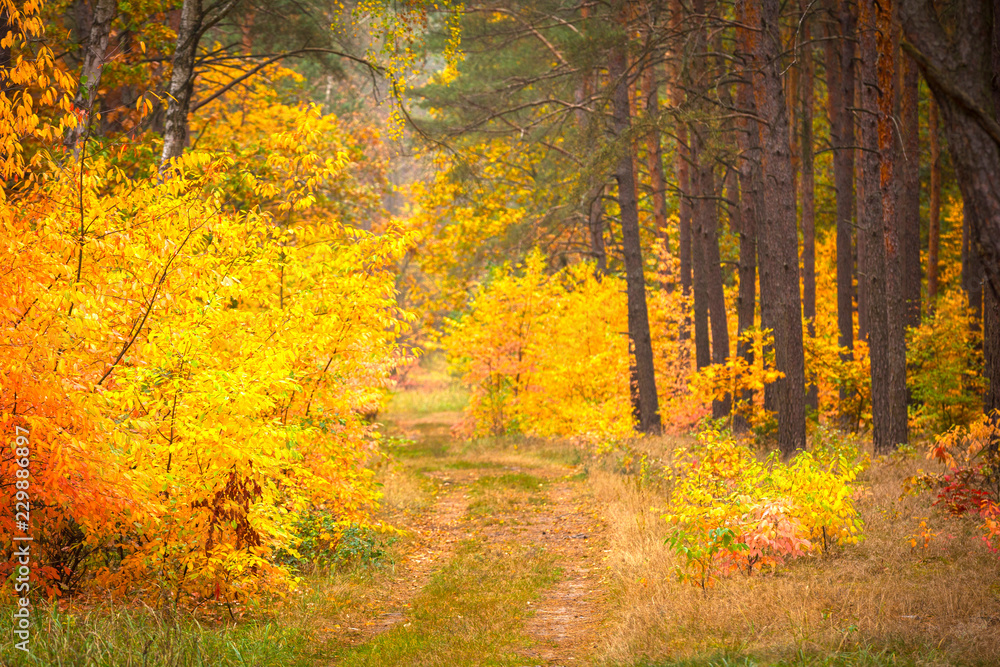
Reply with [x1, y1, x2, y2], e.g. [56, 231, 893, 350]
[663, 428, 866, 588]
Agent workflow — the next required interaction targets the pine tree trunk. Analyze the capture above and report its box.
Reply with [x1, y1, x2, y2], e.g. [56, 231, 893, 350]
[734, 65, 761, 435]
[701, 165, 732, 418]
[859, 0, 907, 454]
[899, 0, 1000, 299]
[825, 0, 857, 422]
[900, 54, 922, 328]
[986, 0, 1000, 423]
[644, 67, 669, 250]
[986, 287, 1000, 417]
[855, 70, 869, 345]
[588, 184, 607, 275]
[677, 123, 693, 348]
[800, 13, 818, 414]
[739, 0, 806, 458]
[690, 134, 712, 371]
[609, 4, 661, 434]
[927, 98, 941, 311]
[963, 208, 985, 323]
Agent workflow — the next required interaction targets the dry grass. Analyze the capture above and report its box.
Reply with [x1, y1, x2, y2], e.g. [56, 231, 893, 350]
[589, 436, 1000, 666]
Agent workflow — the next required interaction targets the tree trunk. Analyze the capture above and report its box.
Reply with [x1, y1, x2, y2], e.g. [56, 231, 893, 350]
[986, 0, 1000, 421]
[963, 206, 985, 323]
[739, 0, 807, 458]
[678, 124, 694, 299]
[859, 0, 907, 454]
[700, 165, 732, 418]
[899, 0, 1000, 299]
[826, 0, 857, 419]
[644, 66, 669, 249]
[734, 67, 761, 435]
[927, 98, 942, 311]
[986, 286, 1000, 416]
[690, 134, 712, 371]
[855, 54, 869, 344]
[899, 53, 922, 328]
[161, 0, 203, 168]
[609, 4, 661, 434]
[588, 183, 607, 274]
[677, 123, 693, 349]
[0, 6, 10, 96]
[800, 12, 818, 414]
[63, 0, 117, 156]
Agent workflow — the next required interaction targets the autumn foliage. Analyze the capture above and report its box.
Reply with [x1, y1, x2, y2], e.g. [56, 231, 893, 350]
[663, 429, 866, 588]
[0, 12, 410, 604]
[444, 250, 692, 442]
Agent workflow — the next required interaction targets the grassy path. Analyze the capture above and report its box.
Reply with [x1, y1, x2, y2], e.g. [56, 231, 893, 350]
[325, 398, 609, 666]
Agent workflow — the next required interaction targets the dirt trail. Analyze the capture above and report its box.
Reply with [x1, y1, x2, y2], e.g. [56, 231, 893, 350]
[346, 417, 477, 643]
[337, 404, 609, 664]
[363, 489, 468, 636]
[516, 479, 608, 665]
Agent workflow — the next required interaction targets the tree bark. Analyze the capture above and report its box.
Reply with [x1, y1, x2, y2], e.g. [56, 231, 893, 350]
[588, 184, 607, 274]
[739, 0, 807, 458]
[963, 203, 985, 323]
[855, 48, 869, 344]
[677, 123, 693, 350]
[826, 0, 857, 419]
[610, 3, 661, 434]
[899, 53, 922, 328]
[986, 285, 1000, 416]
[927, 98, 941, 311]
[690, 135, 712, 371]
[644, 66, 669, 248]
[161, 0, 203, 168]
[986, 0, 1000, 421]
[859, 0, 907, 454]
[63, 0, 117, 155]
[0, 6, 10, 96]
[899, 0, 1000, 299]
[800, 11, 818, 414]
[699, 164, 732, 418]
[734, 63, 761, 435]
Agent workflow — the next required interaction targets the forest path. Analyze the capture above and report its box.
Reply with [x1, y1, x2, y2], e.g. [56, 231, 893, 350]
[328, 394, 610, 666]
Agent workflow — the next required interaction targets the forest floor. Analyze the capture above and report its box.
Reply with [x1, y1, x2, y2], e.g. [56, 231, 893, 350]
[303, 361, 1000, 667]
[6, 362, 1000, 667]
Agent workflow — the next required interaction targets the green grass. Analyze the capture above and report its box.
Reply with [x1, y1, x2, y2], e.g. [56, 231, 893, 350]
[383, 385, 468, 416]
[0, 604, 316, 667]
[382, 434, 450, 459]
[441, 460, 506, 470]
[473, 472, 547, 492]
[332, 540, 559, 666]
[459, 435, 586, 467]
[466, 472, 550, 518]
